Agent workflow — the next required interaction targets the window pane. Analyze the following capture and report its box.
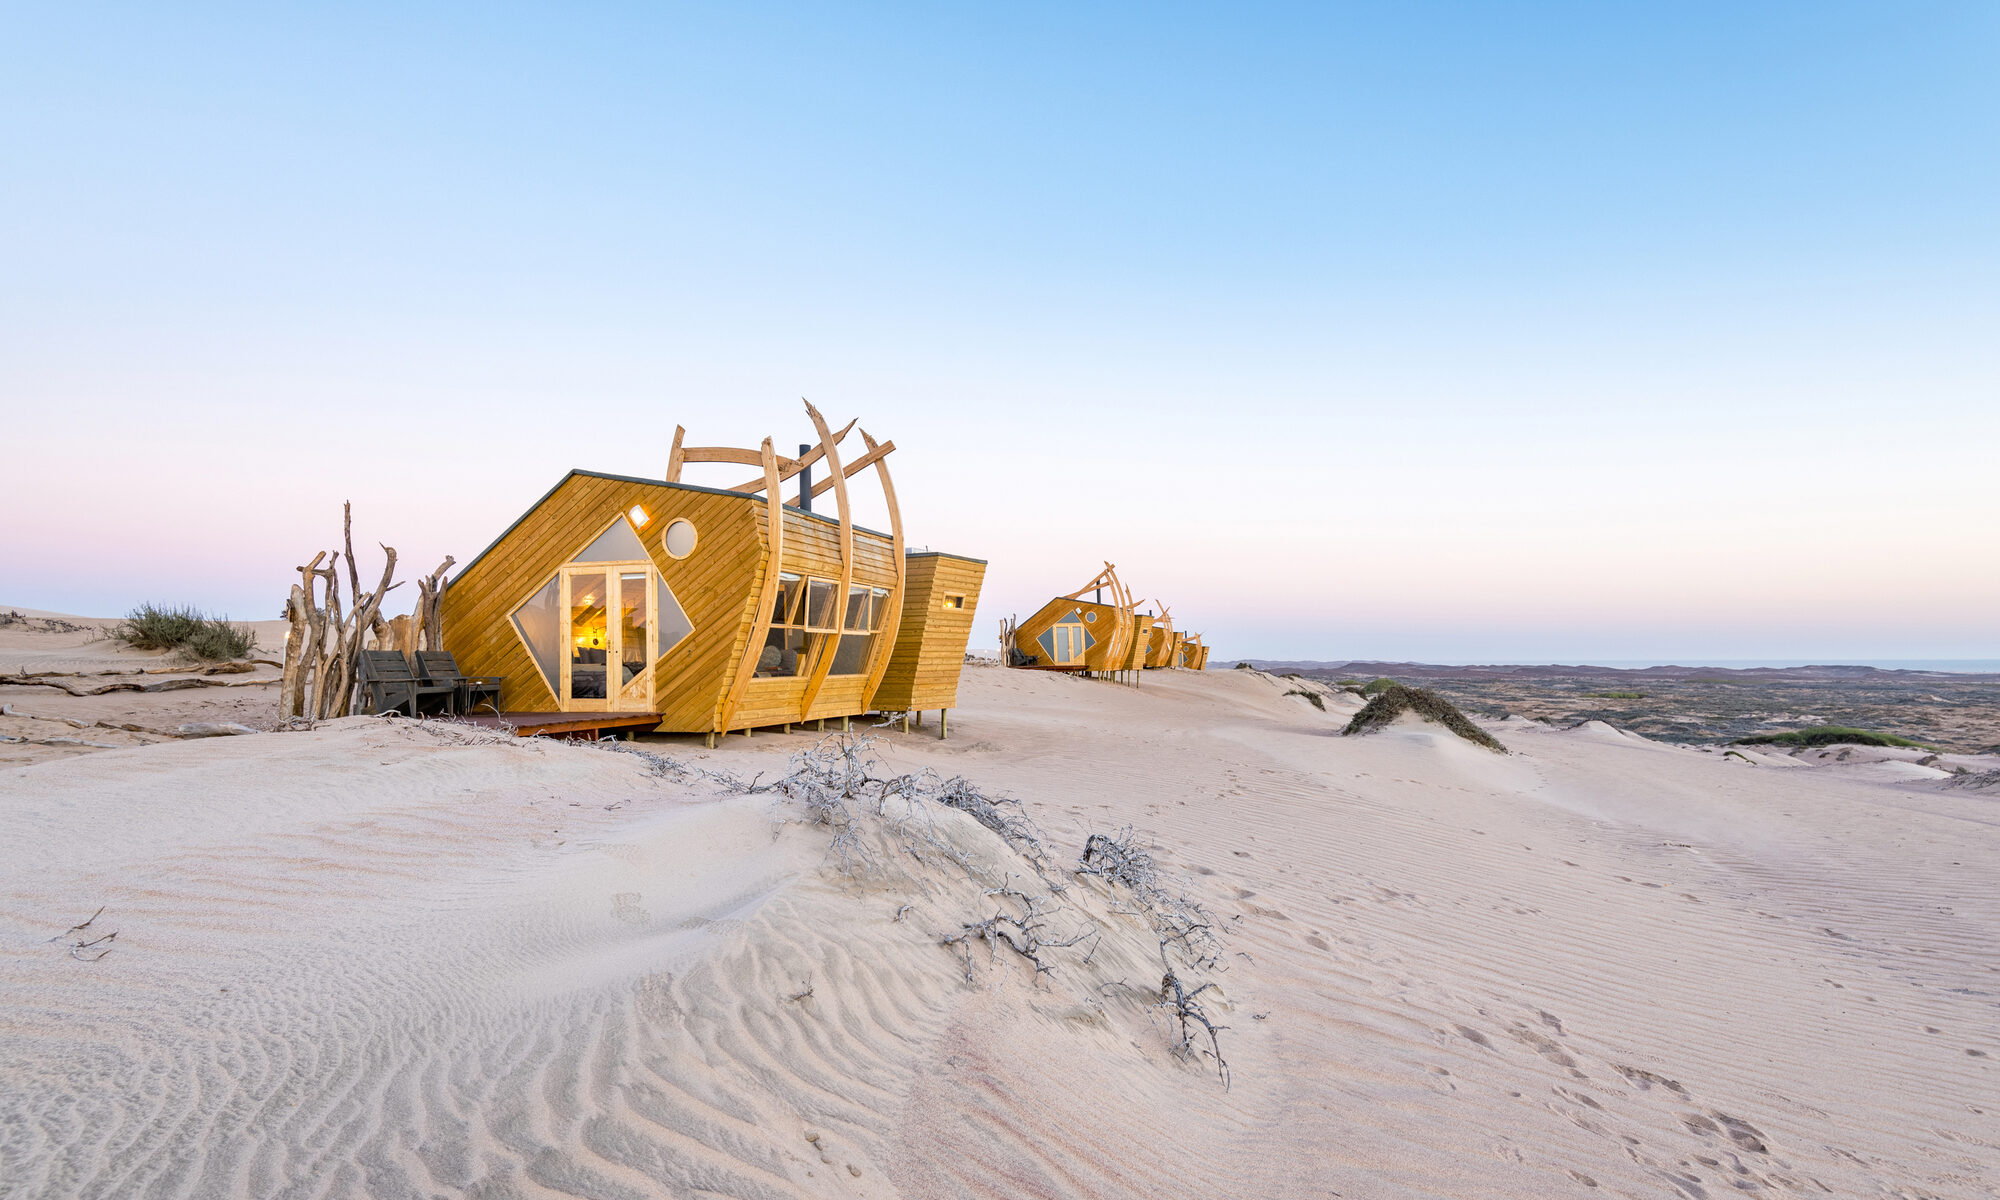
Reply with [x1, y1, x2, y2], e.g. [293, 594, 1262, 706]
[870, 588, 891, 629]
[843, 584, 870, 631]
[569, 572, 608, 699]
[771, 573, 803, 625]
[575, 518, 648, 563]
[804, 579, 837, 629]
[1036, 627, 1057, 661]
[942, 594, 964, 610]
[510, 576, 561, 692]
[830, 632, 873, 675]
[756, 627, 810, 677]
[619, 572, 647, 687]
[657, 573, 693, 657]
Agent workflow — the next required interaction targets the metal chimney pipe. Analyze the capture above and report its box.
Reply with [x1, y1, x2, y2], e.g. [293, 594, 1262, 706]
[797, 443, 813, 513]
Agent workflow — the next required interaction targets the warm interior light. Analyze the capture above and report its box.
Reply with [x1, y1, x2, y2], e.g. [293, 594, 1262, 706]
[628, 504, 649, 527]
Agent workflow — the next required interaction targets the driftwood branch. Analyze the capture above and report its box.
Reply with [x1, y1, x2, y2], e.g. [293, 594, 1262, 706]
[280, 506, 403, 720]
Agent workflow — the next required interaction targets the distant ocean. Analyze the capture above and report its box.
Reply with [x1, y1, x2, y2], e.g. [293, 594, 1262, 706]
[1532, 660, 2000, 674]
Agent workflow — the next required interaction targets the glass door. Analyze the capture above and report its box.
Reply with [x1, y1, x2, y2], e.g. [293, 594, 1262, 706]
[559, 564, 654, 712]
[562, 569, 611, 710]
[616, 570, 654, 709]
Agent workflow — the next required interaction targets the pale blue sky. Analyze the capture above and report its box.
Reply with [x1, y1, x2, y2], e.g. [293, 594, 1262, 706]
[4, 3, 1996, 660]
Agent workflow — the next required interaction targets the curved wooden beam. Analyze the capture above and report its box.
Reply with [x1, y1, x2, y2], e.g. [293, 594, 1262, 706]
[783, 439, 894, 506]
[858, 427, 905, 704]
[797, 402, 854, 720]
[727, 418, 857, 493]
[679, 445, 801, 470]
[717, 438, 784, 733]
[1062, 564, 1121, 602]
[666, 425, 686, 483]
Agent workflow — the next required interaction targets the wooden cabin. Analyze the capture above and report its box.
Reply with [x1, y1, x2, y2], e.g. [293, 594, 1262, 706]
[1176, 632, 1210, 670]
[439, 404, 981, 739]
[1143, 608, 1176, 669]
[1006, 565, 1138, 673]
[1116, 601, 1156, 672]
[872, 551, 987, 715]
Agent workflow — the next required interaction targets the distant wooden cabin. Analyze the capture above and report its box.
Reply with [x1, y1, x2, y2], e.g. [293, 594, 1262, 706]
[439, 404, 982, 738]
[1143, 609, 1176, 668]
[1006, 565, 1139, 673]
[872, 551, 987, 714]
[1129, 606, 1167, 670]
[1176, 632, 1210, 670]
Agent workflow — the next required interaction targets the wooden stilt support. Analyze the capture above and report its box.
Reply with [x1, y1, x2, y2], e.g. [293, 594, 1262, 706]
[783, 723, 792, 734]
[842, 716, 850, 732]
[816, 718, 825, 731]
[939, 710, 948, 741]
[705, 732, 716, 749]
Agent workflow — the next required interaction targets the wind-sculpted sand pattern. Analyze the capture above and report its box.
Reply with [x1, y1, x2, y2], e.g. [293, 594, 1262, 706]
[2, 666, 1996, 1199]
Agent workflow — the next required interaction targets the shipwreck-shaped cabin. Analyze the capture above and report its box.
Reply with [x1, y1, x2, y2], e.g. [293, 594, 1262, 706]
[1006, 564, 1138, 673]
[1176, 632, 1210, 670]
[439, 404, 982, 738]
[1143, 608, 1176, 668]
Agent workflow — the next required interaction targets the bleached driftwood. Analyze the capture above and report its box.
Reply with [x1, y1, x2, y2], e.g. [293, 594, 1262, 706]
[281, 503, 401, 720]
[414, 556, 454, 652]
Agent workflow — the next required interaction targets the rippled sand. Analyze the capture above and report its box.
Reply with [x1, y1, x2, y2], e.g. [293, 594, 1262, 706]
[3, 665, 1994, 1198]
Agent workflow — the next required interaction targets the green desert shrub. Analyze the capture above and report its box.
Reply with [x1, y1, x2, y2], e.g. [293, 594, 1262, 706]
[1283, 688, 1326, 711]
[1342, 683, 1506, 753]
[1730, 726, 1935, 751]
[115, 603, 256, 661]
[1587, 690, 1647, 700]
[1361, 677, 1399, 695]
[1234, 661, 1254, 670]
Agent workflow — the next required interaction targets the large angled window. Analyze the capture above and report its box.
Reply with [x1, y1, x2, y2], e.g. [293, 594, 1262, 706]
[511, 576, 562, 693]
[829, 585, 892, 676]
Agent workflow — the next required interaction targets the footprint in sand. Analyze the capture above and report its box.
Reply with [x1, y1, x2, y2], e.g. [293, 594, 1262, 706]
[612, 892, 649, 925]
[1614, 1064, 1688, 1096]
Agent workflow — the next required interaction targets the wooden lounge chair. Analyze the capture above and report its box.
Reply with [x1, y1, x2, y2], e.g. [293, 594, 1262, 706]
[417, 651, 503, 716]
[357, 649, 454, 717]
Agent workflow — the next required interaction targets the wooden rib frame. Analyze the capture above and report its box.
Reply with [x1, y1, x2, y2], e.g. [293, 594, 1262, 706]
[797, 402, 853, 718]
[716, 438, 783, 732]
[857, 428, 906, 700]
[681, 403, 906, 732]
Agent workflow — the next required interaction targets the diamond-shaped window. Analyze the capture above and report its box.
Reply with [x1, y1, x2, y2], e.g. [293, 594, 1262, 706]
[512, 575, 562, 693]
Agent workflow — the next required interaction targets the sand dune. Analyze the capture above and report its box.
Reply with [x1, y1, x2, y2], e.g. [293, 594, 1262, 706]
[3, 657, 1996, 1198]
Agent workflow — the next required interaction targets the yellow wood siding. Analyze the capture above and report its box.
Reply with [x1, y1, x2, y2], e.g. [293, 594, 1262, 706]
[439, 473, 767, 732]
[1013, 595, 1129, 671]
[873, 554, 985, 711]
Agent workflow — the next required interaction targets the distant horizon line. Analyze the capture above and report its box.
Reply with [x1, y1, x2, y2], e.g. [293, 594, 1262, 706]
[1233, 657, 2000, 675]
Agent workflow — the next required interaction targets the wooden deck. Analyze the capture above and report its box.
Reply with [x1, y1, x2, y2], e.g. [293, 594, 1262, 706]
[462, 711, 664, 739]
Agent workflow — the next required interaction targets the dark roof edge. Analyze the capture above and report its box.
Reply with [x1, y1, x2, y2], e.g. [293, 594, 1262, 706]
[906, 550, 988, 564]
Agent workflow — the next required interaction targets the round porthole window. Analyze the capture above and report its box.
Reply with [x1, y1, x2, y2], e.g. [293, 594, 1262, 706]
[663, 519, 698, 559]
[1084, 611, 1097, 623]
